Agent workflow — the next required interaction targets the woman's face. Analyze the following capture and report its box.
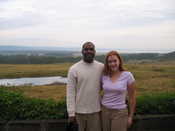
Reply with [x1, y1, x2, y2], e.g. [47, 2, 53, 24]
[107, 55, 120, 72]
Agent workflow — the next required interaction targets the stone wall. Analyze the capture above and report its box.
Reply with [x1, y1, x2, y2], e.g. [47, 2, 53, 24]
[0, 115, 175, 131]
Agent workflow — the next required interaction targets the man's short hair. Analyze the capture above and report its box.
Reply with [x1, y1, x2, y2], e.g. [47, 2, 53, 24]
[82, 42, 95, 49]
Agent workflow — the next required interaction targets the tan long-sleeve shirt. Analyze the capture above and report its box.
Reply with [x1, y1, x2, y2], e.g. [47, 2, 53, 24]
[66, 60, 104, 117]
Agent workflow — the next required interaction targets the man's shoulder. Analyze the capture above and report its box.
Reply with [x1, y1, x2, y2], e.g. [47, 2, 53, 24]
[94, 60, 104, 67]
[69, 61, 82, 71]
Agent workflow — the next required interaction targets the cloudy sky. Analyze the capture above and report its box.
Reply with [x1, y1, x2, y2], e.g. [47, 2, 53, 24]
[0, 0, 175, 52]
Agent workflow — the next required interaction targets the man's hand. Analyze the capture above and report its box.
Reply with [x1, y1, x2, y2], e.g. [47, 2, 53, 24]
[68, 116, 76, 123]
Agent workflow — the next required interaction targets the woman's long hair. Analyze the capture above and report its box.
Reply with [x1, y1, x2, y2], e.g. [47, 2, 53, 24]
[103, 51, 125, 76]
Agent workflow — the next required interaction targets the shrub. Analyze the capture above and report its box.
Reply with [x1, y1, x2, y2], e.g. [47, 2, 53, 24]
[0, 87, 175, 120]
[136, 92, 175, 114]
[0, 88, 66, 120]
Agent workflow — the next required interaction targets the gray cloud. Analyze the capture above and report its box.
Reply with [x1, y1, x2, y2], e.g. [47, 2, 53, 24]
[0, 0, 175, 50]
[0, 12, 43, 30]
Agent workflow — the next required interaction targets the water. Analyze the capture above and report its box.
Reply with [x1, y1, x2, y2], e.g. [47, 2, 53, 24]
[0, 76, 67, 86]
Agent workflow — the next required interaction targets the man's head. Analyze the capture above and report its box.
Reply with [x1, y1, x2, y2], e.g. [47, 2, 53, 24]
[82, 42, 96, 63]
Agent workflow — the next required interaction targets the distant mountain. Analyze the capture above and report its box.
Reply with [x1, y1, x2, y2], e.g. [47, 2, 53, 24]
[0, 45, 173, 53]
[0, 46, 32, 51]
[164, 51, 175, 56]
[0, 45, 81, 57]
[0, 45, 80, 51]
[160, 51, 175, 60]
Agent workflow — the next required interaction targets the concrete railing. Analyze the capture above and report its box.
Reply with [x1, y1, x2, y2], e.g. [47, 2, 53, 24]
[0, 114, 175, 131]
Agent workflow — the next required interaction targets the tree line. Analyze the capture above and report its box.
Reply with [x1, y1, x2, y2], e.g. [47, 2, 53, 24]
[0, 52, 174, 64]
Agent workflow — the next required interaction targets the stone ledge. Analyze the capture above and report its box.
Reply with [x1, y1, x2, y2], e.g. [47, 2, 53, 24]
[0, 114, 175, 131]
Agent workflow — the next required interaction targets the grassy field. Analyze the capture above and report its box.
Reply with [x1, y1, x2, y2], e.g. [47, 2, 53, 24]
[3, 85, 66, 101]
[1, 61, 175, 101]
[124, 62, 175, 95]
[0, 63, 72, 78]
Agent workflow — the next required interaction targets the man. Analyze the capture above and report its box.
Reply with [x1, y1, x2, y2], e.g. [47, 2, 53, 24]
[66, 42, 104, 131]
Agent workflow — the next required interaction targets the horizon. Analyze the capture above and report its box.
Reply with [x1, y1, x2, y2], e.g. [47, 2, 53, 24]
[0, 45, 174, 54]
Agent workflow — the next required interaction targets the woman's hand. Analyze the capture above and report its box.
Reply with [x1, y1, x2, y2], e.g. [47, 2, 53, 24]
[127, 116, 133, 128]
[68, 116, 76, 123]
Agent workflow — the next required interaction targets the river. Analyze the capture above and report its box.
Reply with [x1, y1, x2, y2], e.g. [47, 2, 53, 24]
[0, 76, 67, 86]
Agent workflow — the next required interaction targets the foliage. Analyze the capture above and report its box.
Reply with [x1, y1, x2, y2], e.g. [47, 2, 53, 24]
[0, 51, 174, 64]
[0, 87, 175, 120]
[0, 87, 66, 120]
[136, 92, 175, 114]
[0, 54, 81, 64]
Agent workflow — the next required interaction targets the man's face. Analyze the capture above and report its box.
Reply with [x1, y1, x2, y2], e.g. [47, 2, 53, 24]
[82, 44, 95, 63]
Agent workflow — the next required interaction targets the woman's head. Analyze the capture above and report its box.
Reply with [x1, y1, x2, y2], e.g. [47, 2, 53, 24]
[103, 51, 124, 76]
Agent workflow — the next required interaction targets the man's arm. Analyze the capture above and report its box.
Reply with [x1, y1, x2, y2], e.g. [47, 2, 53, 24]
[66, 68, 77, 120]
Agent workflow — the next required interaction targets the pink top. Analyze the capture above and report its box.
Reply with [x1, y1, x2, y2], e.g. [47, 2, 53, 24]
[101, 71, 135, 109]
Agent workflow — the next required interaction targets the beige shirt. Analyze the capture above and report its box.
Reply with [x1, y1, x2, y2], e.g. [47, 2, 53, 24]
[66, 60, 104, 117]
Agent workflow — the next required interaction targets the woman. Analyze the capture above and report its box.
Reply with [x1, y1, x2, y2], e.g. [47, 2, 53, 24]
[101, 51, 136, 131]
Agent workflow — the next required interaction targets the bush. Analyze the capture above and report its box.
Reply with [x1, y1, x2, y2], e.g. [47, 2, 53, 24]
[0, 87, 175, 120]
[136, 92, 175, 114]
[0, 88, 66, 120]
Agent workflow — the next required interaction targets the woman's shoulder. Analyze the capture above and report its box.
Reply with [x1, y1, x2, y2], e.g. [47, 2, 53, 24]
[122, 71, 134, 77]
[122, 71, 135, 83]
